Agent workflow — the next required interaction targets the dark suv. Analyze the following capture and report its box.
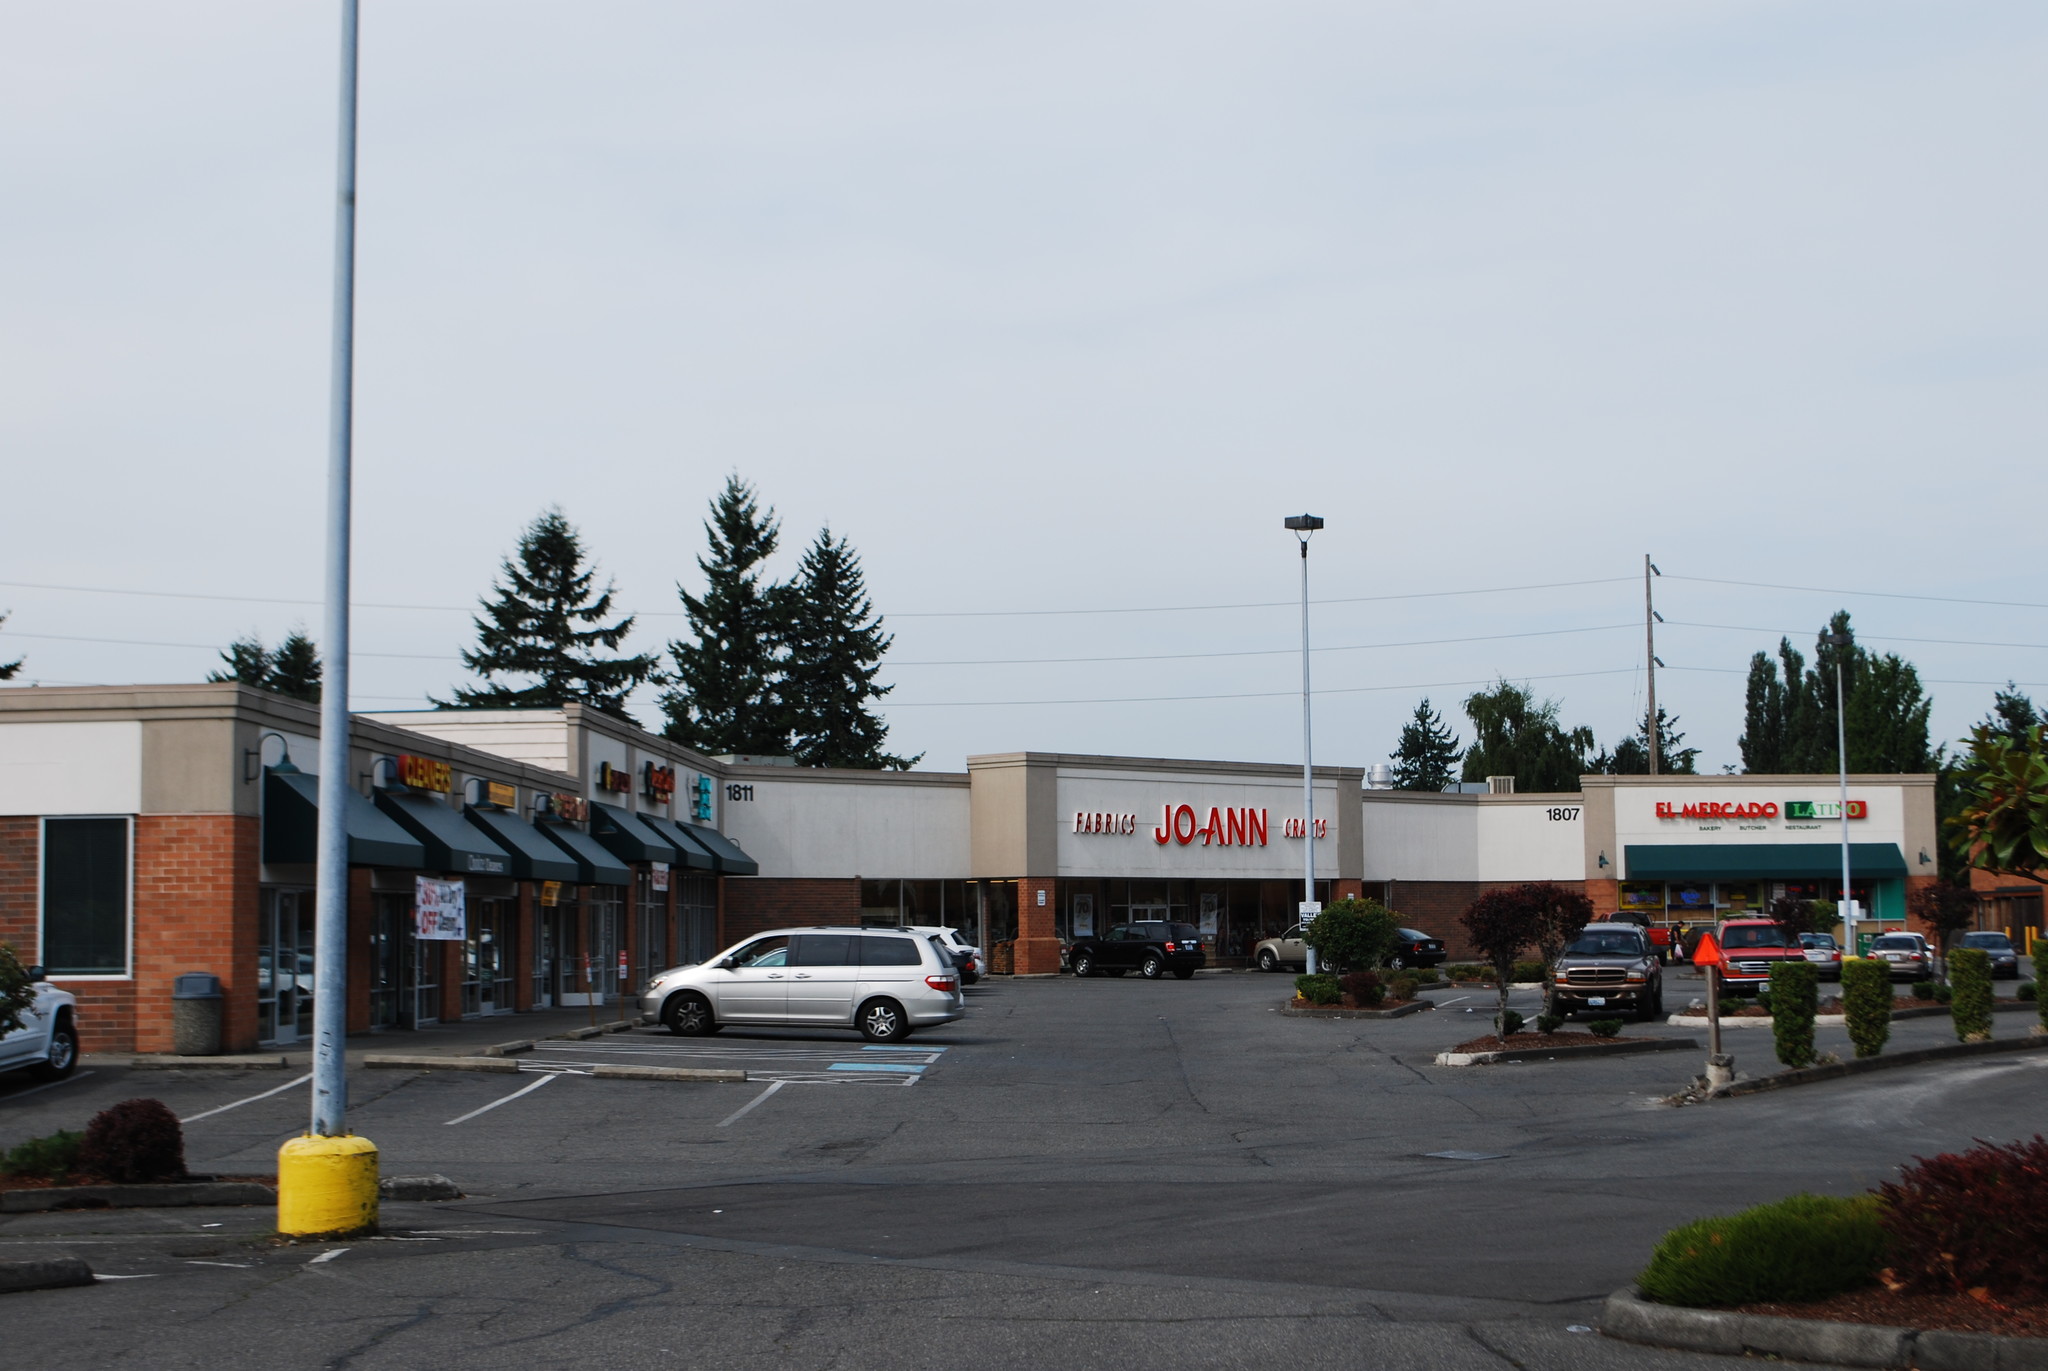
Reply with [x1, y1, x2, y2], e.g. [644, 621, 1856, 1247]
[1548, 923, 1664, 1022]
[1067, 922, 1206, 981]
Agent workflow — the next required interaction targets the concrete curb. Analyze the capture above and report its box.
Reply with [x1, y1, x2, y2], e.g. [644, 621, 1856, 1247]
[0, 1258, 96, 1294]
[1667, 1003, 2036, 1029]
[1280, 1001, 1434, 1020]
[552, 1019, 638, 1042]
[97, 1054, 292, 1070]
[1711, 1034, 2048, 1098]
[1601, 1285, 2048, 1370]
[2, 1181, 275, 1214]
[1435, 1037, 1698, 1068]
[590, 1064, 747, 1083]
[478, 1040, 535, 1057]
[361, 1055, 519, 1073]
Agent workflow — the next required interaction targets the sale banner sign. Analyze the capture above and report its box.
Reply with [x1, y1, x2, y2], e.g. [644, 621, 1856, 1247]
[415, 877, 467, 941]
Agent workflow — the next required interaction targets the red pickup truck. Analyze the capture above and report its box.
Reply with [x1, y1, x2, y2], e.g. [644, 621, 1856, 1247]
[1709, 918, 1808, 994]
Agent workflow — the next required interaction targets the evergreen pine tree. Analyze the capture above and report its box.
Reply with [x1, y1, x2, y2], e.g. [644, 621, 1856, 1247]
[1460, 680, 1597, 792]
[207, 627, 323, 702]
[1598, 706, 1699, 774]
[660, 477, 792, 756]
[210, 635, 275, 690]
[443, 508, 654, 716]
[0, 612, 20, 680]
[782, 529, 918, 769]
[1733, 612, 1932, 774]
[1389, 698, 1462, 791]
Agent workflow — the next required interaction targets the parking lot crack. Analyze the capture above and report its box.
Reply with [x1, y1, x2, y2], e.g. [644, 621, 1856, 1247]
[1157, 1019, 1211, 1115]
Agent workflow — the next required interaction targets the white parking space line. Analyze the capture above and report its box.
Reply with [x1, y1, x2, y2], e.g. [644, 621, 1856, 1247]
[2, 1069, 96, 1102]
[716, 1079, 785, 1128]
[443, 1069, 560, 1126]
[180, 1072, 312, 1123]
[308, 1248, 348, 1264]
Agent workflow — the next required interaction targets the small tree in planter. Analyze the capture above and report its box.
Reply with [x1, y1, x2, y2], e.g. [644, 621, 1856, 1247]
[78, 1099, 186, 1184]
[1460, 887, 1549, 1044]
[1841, 957, 1891, 1059]
[1301, 897, 1401, 974]
[1948, 946, 1993, 1042]
[1769, 959, 1820, 1069]
[1524, 882, 1596, 968]
[1907, 882, 1977, 980]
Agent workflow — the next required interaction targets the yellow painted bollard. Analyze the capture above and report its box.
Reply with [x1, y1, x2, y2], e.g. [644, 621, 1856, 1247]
[278, 1133, 379, 1238]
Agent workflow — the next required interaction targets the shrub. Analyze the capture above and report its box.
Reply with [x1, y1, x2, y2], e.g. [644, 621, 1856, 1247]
[1841, 958, 1891, 1059]
[1909, 979, 1935, 1001]
[1715, 996, 1749, 1018]
[1756, 986, 1773, 1014]
[1339, 970, 1385, 1008]
[1443, 963, 1489, 982]
[1404, 966, 1441, 984]
[1587, 1018, 1624, 1038]
[1511, 960, 1547, 983]
[1294, 973, 1340, 1006]
[2020, 980, 2037, 1003]
[1496, 1008, 1525, 1038]
[1877, 1135, 2048, 1299]
[2039, 943, 2048, 1032]
[78, 1099, 186, 1184]
[1769, 959, 1819, 1069]
[1535, 1012, 1563, 1034]
[1932, 981, 1953, 1005]
[1388, 975, 1419, 1003]
[1301, 898, 1401, 974]
[1637, 1194, 1886, 1307]
[1948, 947, 1993, 1041]
[0, 942, 36, 1039]
[1, 1129, 83, 1181]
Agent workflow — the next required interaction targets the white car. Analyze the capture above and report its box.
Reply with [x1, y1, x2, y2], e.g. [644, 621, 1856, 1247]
[641, 927, 965, 1042]
[905, 925, 982, 984]
[0, 966, 80, 1082]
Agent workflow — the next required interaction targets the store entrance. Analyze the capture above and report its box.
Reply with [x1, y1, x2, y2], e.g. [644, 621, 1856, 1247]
[534, 905, 566, 1009]
[258, 887, 315, 1045]
[370, 892, 443, 1029]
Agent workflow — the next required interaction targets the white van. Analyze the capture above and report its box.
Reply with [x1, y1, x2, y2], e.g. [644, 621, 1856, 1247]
[640, 927, 965, 1042]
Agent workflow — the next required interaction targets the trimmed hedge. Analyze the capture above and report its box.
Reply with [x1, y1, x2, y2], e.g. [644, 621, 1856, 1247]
[1638, 1194, 1887, 1307]
[1, 1129, 83, 1181]
[1769, 959, 1819, 1069]
[1841, 958, 1891, 1059]
[1948, 947, 1993, 1041]
[1294, 973, 1340, 1006]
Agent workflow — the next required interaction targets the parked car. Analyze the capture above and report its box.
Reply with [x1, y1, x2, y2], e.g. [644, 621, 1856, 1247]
[905, 925, 983, 984]
[1388, 929, 1446, 970]
[1067, 922, 1205, 980]
[642, 927, 964, 1042]
[1253, 925, 1308, 973]
[1799, 933, 1843, 980]
[1547, 924, 1664, 1022]
[1710, 918, 1808, 995]
[1868, 932, 1934, 982]
[0, 966, 80, 1082]
[1955, 930, 2022, 979]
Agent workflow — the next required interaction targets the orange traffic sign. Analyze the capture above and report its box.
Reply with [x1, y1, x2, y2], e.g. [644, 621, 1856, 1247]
[1692, 931, 1722, 967]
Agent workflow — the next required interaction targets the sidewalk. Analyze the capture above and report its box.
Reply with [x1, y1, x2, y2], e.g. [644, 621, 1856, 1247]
[83, 1006, 656, 1070]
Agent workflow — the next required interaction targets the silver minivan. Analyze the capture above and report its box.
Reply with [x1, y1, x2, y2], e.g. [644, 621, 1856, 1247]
[640, 927, 965, 1042]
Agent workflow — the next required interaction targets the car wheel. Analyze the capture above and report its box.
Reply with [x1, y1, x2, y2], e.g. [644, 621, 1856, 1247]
[1257, 949, 1278, 973]
[1072, 952, 1095, 978]
[1172, 967, 1196, 980]
[663, 992, 717, 1037]
[1139, 953, 1165, 979]
[31, 1016, 78, 1081]
[1389, 955, 1407, 971]
[859, 997, 908, 1042]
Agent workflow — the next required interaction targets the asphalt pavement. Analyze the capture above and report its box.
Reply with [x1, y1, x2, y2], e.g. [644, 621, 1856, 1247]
[2, 969, 2042, 1369]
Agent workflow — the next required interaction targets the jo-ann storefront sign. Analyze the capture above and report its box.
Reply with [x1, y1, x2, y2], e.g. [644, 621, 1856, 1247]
[1655, 799, 1867, 820]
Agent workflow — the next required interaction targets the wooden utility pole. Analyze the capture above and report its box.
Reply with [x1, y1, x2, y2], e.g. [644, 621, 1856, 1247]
[1644, 555, 1661, 774]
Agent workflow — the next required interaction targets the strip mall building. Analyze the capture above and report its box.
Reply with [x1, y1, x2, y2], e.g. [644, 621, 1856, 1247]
[0, 684, 1962, 1054]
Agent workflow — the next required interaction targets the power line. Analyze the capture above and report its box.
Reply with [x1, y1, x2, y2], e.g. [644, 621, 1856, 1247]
[0, 630, 456, 662]
[887, 667, 1644, 709]
[1663, 664, 2048, 690]
[1666, 621, 2046, 651]
[1666, 575, 2048, 612]
[892, 622, 1637, 668]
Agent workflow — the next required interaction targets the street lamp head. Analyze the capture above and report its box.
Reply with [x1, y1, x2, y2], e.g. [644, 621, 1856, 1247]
[1822, 631, 1851, 649]
[1283, 514, 1324, 534]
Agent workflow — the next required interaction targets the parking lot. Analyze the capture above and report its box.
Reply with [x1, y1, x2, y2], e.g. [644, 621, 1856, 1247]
[3, 970, 2044, 1369]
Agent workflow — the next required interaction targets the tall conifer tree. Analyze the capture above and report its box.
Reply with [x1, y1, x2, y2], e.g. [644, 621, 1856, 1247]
[444, 509, 653, 716]
[208, 627, 322, 702]
[1736, 612, 1931, 774]
[1389, 698, 1462, 791]
[782, 529, 917, 769]
[0, 612, 21, 680]
[661, 477, 791, 756]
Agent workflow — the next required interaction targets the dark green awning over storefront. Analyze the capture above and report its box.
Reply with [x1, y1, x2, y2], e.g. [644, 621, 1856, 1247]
[536, 821, 633, 886]
[681, 822, 758, 877]
[1624, 843, 1909, 881]
[263, 769, 425, 869]
[375, 790, 512, 876]
[590, 802, 678, 865]
[641, 815, 716, 871]
[462, 805, 581, 883]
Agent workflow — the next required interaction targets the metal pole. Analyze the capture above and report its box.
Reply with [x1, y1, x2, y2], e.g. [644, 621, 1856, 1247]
[311, 0, 359, 1139]
[1644, 554, 1659, 775]
[1836, 653, 1853, 957]
[1300, 535, 1316, 975]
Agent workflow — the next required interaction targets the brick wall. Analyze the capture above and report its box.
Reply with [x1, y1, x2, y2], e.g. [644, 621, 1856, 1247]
[720, 878, 860, 944]
[0, 815, 36, 976]
[130, 814, 261, 1053]
[1015, 878, 1059, 974]
[1385, 879, 1595, 961]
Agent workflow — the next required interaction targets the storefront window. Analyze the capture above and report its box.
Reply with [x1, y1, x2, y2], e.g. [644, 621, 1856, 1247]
[258, 887, 315, 1044]
[678, 876, 717, 964]
[634, 869, 668, 988]
[586, 887, 624, 1004]
[40, 817, 130, 976]
[463, 898, 515, 1017]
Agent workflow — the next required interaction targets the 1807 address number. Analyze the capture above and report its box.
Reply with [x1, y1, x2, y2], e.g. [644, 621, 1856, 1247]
[1545, 806, 1581, 822]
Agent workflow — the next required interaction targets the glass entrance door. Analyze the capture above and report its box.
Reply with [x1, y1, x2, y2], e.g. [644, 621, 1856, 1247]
[258, 888, 315, 1045]
[534, 904, 564, 1008]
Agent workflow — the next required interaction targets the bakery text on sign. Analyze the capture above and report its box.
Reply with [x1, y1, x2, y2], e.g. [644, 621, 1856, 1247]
[396, 754, 452, 792]
[1152, 804, 1270, 847]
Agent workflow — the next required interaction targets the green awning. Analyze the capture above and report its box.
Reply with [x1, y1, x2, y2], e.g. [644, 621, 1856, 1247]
[263, 769, 425, 869]
[590, 802, 678, 865]
[641, 815, 716, 871]
[535, 821, 633, 887]
[1624, 843, 1909, 881]
[463, 806, 581, 883]
[681, 822, 759, 877]
[375, 790, 513, 877]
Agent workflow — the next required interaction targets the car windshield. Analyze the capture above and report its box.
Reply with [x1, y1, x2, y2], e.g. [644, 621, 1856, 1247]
[1961, 933, 2011, 949]
[1168, 924, 1201, 941]
[1565, 932, 1644, 957]
[1872, 937, 1918, 951]
[1721, 925, 1793, 948]
[1398, 929, 1432, 942]
[1801, 935, 1837, 949]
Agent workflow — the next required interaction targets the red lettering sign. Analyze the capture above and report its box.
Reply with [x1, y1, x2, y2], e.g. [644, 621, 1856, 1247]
[643, 762, 676, 801]
[596, 761, 631, 794]
[395, 754, 452, 793]
[1148, 804, 1271, 848]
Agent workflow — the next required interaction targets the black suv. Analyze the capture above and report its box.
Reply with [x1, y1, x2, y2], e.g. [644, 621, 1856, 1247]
[1067, 922, 1206, 980]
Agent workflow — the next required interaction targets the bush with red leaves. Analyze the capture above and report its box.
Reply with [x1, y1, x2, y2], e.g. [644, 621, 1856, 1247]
[1877, 1135, 2048, 1300]
[78, 1098, 187, 1184]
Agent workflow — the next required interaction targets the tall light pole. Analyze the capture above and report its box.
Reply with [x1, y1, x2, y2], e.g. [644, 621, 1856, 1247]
[1825, 628, 1854, 956]
[1285, 515, 1324, 973]
[280, 0, 377, 1240]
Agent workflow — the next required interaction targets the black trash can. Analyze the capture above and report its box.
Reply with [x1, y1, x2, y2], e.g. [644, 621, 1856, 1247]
[172, 972, 224, 1057]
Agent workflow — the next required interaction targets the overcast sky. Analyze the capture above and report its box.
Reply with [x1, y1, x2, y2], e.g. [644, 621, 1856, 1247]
[3, 2, 2043, 774]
